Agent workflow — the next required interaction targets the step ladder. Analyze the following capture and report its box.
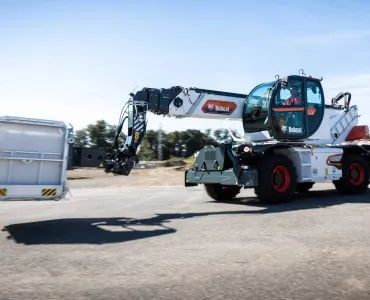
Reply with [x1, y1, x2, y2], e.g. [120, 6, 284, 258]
[330, 106, 358, 140]
[298, 149, 312, 182]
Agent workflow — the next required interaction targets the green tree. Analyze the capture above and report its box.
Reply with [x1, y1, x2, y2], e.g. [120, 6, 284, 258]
[203, 128, 212, 136]
[138, 130, 159, 161]
[106, 124, 127, 147]
[74, 129, 90, 147]
[164, 129, 218, 158]
[213, 129, 233, 144]
[139, 129, 171, 161]
[72, 122, 238, 161]
[86, 120, 111, 148]
[73, 120, 126, 148]
[212, 128, 241, 145]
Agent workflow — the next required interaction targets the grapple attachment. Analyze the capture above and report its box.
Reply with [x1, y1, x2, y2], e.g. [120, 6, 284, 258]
[103, 97, 148, 176]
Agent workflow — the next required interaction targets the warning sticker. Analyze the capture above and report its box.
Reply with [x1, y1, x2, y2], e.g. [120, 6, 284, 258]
[42, 189, 57, 196]
[201, 100, 237, 115]
[134, 132, 140, 143]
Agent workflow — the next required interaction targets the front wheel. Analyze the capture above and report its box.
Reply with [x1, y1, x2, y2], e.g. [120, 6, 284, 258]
[204, 184, 241, 201]
[333, 152, 369, 194]
[254, 153, 298, 203]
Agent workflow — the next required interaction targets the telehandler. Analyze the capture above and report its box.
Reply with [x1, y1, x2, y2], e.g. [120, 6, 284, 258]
[104, 70, 370, 203]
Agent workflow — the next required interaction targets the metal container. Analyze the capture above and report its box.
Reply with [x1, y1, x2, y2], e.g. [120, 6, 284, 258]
[0, 116, 73, 200]
[73, 146, 105, 168]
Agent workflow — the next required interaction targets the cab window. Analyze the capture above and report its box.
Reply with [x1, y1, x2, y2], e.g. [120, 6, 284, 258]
[306, 80, 323, 107]
[271, 78, 305, 138]
[306, 79, 324, 135]
[272, 79, 304, 107]
[243, 81, 274, 133]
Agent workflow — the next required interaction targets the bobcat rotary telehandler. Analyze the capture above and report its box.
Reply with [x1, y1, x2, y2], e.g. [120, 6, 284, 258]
[103, 70, 370, 203]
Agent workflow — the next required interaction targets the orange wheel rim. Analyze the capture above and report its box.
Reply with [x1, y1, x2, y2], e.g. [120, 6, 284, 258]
[348, 163, 365, 186]
[272, 165, 291, 192]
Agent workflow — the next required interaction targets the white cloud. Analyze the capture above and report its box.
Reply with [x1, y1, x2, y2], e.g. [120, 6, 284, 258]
[323, 73, 370, 97]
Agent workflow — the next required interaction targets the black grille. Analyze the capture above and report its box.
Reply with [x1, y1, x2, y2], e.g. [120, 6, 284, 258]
[205, 150, 216, 161]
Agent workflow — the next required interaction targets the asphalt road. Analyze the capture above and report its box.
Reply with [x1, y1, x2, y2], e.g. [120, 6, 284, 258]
[1, 183, 370, 300]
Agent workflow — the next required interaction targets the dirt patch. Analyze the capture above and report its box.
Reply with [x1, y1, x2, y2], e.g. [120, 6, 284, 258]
[158, 160, 187, 167]
[67, 166, 187, 187]
[67, 168, 118, 179]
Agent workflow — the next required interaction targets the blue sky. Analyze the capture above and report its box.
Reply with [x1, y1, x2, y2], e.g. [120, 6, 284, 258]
[1, 0, 370, 133]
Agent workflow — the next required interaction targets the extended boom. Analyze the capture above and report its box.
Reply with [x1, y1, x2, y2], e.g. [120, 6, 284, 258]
[103, 86, 248, 175]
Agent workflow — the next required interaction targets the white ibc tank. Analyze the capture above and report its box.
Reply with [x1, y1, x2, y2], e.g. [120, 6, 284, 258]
[0, 116, 73, 200]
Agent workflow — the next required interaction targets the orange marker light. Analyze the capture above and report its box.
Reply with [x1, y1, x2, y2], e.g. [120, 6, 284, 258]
[308, 75, 312, 78]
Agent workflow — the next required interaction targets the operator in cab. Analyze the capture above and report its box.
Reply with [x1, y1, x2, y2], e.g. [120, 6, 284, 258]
[284, 87, 301, 105]
[281, 86, 303, 135]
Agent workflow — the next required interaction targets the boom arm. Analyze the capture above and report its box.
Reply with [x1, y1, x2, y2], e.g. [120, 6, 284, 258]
[103, 86, 248, 176]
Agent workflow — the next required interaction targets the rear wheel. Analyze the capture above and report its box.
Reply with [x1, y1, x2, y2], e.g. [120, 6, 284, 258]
[254, 153, 298, 203]
[333, 152, 369, 194]
[204, 184, 241, 201]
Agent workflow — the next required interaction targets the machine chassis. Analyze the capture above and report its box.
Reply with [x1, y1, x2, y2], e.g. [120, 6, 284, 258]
[185, 141, 370, 203]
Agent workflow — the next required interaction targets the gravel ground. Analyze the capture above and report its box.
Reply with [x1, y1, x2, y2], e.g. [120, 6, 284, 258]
[1, 178, 370, 300]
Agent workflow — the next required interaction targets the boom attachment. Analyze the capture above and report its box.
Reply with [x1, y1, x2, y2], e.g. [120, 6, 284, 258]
[103, 98, 148, 175]
[104, 86, 247, 175]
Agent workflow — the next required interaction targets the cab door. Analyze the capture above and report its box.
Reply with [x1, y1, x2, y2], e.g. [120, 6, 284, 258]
[270, 77, 307, 139]
[305, 78, 325, 136]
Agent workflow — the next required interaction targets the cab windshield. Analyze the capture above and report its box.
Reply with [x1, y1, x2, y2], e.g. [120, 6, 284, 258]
[243, 80, 277, 133]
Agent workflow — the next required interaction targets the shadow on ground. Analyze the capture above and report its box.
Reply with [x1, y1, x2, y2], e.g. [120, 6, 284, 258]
[67, 176, 93, 180]
[3, 189, 370, 245]
[214, 188, 370, 209]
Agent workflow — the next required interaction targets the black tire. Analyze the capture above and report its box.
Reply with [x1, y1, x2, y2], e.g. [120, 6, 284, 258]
[333, 152, 369, 194]
[296, 182, 314, 193]
[204, 184, 241, 201]
[254, 153, 298, 203]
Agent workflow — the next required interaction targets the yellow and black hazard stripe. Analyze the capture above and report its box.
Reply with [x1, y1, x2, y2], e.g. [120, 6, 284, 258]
[42, 189, 57, 196]
[0, 189, 7, 196]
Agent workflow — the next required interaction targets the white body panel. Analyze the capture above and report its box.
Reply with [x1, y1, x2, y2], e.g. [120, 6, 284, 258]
[306, 108, 335, 142]
[276, 147, 343, 183]
[305, 105, 359, 145]
[0, 185, 65, 201]
[308, 147, 343, 182]
[164, 88, 361, 146]
[0, 116, 73, 200]
[167, 89, 245, 120]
